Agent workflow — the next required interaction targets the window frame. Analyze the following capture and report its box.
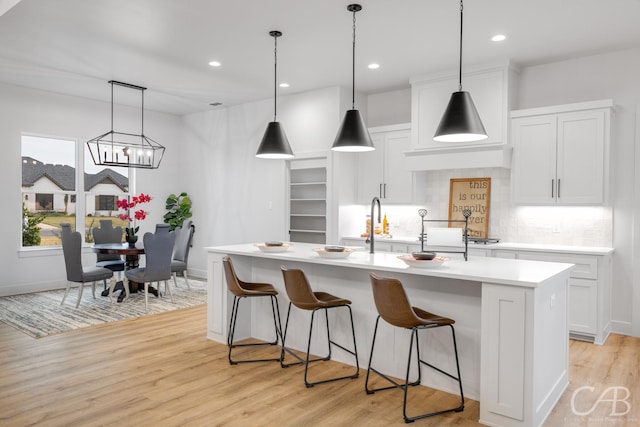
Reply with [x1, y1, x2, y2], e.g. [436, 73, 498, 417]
[20, 133, 134, 250]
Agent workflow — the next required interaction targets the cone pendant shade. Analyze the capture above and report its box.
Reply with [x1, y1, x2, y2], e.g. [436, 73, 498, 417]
[332, 109, 374, 152]
[433, 91, 488, 142]
[256, 121, 293, 159]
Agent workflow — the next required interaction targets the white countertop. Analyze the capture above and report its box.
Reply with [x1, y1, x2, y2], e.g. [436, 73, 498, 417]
[206, 242, 573, 288]
[342, 236, 614, 255]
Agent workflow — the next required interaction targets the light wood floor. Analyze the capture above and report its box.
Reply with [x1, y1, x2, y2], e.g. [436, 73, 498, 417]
[0, 305, 638, 426]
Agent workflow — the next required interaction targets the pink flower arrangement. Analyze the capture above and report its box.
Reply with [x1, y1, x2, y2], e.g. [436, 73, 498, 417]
[117, 192, 152, 237]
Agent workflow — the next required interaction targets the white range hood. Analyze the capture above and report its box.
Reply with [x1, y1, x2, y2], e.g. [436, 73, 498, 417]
[405, 62, 517, 171]
[404, 143, 512, 171]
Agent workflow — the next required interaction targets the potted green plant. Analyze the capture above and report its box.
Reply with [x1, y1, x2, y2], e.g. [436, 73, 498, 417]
[163, 192, 193, 231]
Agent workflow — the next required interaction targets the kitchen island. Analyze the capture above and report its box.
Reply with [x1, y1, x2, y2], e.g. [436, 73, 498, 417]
[205, 242, 573, 427]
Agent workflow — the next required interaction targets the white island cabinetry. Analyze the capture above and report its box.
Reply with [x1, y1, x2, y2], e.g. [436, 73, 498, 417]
[206, 243, 572, 427]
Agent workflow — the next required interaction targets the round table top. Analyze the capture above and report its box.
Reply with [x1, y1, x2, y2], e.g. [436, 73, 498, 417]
[92, 243, 145, 255]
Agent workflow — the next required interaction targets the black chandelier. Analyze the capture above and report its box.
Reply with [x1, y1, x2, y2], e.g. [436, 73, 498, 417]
[87, 80, 165, 169]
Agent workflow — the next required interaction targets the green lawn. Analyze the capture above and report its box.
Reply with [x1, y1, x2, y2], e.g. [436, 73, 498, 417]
[38, 215, 128, 246]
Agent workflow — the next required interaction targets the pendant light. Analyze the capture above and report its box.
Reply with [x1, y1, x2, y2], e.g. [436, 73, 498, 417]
[433, 0, 488, 143]
[331, 4, 374, 152]
[256, 30, 294, 159]
[86, 80, 165, 169]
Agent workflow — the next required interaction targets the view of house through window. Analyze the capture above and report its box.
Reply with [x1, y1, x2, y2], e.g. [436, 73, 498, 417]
[21, 135, 130, 247]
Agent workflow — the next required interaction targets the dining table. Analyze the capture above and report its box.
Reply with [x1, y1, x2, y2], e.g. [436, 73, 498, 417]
[91, 242, 157, 302]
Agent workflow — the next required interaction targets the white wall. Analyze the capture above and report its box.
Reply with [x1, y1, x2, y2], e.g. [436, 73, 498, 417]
[0, 82, 184, 295]
[180, 86, 347, 275]
[364, 48, 640, 336]
[367, 88, 411, 127]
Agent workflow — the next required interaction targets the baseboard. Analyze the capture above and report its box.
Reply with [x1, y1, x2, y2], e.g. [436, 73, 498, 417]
[187, 268, 207, 280]
[610, 320, 633, 336]
[0, 280, 67, 297]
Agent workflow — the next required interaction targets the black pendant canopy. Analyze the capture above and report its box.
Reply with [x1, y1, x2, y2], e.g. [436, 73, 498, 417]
[434, 0, 488, 143]
[331, 4, 374, 152]
[256, 30, 294, 159]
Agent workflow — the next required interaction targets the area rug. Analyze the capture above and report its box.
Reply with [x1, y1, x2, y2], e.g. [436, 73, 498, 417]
[0, 277, 207, 338]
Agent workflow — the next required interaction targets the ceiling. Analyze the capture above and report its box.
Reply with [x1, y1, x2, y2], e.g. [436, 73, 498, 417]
[1, 0, 639, 116]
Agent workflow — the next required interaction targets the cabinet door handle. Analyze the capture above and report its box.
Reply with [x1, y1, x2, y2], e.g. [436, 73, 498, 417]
[551, 179, 554, 198]
[557, 179, 561, 198]
[383, 183, 387, 198]
[379, 183, 382, 198]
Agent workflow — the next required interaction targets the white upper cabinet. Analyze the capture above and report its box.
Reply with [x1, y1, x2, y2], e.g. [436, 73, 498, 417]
[512, 100, 612, 205]
[357, 124, 413, 204]
[406, 62, 517, 171]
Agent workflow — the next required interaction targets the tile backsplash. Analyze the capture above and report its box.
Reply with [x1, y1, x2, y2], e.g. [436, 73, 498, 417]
[346, 167, 612, 247]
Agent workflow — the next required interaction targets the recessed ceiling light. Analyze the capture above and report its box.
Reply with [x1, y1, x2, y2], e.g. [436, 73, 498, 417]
[208, 60, 221, 67]
[368, 63, 380, 69]
[491, 34, 506, 42]
[279, 82, 290, 88]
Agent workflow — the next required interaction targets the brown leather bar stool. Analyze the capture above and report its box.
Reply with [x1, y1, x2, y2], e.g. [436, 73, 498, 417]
[366, 273, 464, 423]
[280, 266, 359, 387]
[222, 256, 282, 365]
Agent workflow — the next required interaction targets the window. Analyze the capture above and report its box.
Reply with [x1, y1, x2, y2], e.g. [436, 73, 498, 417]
[21, 135, 130, 247]
[35, 193, 54, 211]
[95, 195, 117, 211]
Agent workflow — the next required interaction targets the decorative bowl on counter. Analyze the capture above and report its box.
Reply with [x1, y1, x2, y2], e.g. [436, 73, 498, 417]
[314, 247, 354, 259]
[255, 242, 292, 253]
[411, 251, 436, 260]
[324, 245, 346, 253]
[398, 254, 448, 268]
[264, 241, 284, 247]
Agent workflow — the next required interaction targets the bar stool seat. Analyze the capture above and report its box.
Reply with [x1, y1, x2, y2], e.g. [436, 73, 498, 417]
[366, 272, 464, 423]
[223, 256, 282, 365]
[280, 266, 360, 388]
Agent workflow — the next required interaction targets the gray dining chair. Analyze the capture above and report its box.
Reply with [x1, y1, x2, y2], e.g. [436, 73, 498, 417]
[92, 219, 125, 288]
[171, 219, 194, 290]
[125, 228, 176, 309]
[60, 223, 114, 308]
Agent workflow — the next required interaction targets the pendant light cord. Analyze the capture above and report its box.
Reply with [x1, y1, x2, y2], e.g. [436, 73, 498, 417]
[458, 0, 463, 92]
[273, 34, 278, 122]
[110, 81, 114, 132]
[351, 8, 357, 109]
[141, 87, 145, 134]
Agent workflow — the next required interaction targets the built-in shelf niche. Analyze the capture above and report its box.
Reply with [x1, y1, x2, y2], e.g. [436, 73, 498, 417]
[288, 158, 327, 244]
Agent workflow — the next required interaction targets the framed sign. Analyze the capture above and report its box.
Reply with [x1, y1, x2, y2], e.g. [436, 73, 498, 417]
[448, 178, 491, 238]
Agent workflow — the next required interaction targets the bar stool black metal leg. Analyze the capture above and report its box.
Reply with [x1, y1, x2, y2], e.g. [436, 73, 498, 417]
[227, 296, 240, 358]
[227, 295, 283, 365]
[402, 329, 419, 423]
[366, 317, 421, 395]
[450, 325, 465, 409]
[281, 304, 359, 387]
[366, 322, 465, 423]
[270, 295, 284, 346]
